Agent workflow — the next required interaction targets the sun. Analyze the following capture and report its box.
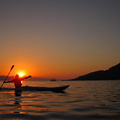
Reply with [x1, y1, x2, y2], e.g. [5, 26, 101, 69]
[18, 72, 24, 77]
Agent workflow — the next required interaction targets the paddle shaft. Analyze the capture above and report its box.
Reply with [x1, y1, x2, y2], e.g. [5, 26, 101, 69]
[0, 65, 14, 88]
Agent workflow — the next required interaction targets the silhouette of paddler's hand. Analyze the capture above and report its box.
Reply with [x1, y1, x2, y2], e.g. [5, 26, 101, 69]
[29, 75, 32, 78]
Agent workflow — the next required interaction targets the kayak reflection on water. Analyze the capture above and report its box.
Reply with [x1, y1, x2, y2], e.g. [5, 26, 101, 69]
[4, 74, 31, 96]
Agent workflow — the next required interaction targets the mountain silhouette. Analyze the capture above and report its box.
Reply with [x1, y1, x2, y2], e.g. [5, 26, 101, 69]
[72, 63, 120, 80]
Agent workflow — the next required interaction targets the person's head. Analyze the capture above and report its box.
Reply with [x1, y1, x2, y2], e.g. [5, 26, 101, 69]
[15, 74, 19, 79]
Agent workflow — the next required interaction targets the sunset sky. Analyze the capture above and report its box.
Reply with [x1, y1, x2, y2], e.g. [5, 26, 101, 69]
[0, 0, 120, 79]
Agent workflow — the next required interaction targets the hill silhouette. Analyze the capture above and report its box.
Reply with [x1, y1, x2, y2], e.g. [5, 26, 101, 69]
[72, 63, 120, 80]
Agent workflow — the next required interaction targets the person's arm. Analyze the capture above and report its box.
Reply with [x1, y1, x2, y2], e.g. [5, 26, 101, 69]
[21, 75, 32, 80]
[4, 79, 14, 83]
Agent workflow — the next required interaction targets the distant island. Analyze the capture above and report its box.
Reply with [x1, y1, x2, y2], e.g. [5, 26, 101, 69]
[0, 76, 14, 80]
[0, 76, 49, 81]
[1, 63, 120, 81]
[72, 63, 120, 80]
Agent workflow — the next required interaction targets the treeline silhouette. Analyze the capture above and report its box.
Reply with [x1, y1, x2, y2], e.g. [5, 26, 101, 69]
[72, 63, 120, 80]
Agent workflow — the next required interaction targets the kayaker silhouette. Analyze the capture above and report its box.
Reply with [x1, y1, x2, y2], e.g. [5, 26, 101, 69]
[5, 74, 31, 96]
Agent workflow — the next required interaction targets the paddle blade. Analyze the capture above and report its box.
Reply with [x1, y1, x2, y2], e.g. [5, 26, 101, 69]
[11, 65, 14, 70]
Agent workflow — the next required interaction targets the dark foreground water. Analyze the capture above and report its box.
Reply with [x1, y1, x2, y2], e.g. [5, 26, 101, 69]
[0, 80, 120, 120]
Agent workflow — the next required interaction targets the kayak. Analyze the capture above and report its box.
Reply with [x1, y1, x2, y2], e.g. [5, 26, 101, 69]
[1, 85, 69, 92]
[22, 85, 69, 91]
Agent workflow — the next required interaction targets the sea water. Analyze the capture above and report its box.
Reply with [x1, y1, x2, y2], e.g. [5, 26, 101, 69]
[0, 80, 120, 120]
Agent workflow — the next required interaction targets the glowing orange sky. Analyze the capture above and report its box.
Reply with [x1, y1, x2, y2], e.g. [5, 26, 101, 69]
[0, 0, 120, 79]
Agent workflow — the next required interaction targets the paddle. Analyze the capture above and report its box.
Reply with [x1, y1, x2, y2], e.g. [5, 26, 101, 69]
[0, 65, 14, 89]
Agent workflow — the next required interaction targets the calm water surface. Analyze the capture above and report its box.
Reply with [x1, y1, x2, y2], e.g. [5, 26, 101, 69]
[0, 80, 120, 120]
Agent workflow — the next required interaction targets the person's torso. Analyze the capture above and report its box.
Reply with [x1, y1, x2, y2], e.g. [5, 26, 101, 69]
[13, 79, 22, 86]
